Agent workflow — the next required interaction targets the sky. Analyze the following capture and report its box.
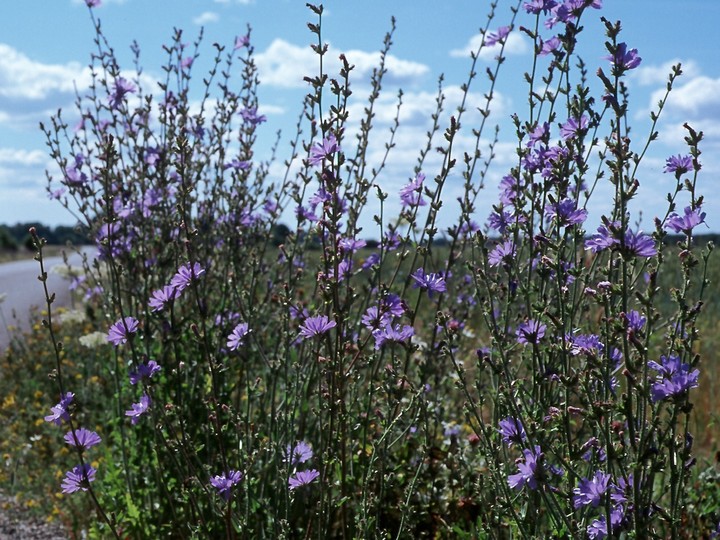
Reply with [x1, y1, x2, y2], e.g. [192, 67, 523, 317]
[1, 0, 719, 235]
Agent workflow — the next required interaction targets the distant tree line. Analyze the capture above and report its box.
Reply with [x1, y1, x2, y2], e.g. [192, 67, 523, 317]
[0, 222, 88, 251]
[1, 221, 718, 252]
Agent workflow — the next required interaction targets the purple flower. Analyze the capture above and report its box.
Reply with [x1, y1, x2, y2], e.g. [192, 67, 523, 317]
[227, 322, 250, 351]
[372, 324, 415, 349]
[170, 262, 205, 293]
[295, 204, 318, 223]
[516, 319, 547, 345]
[309, 186, 331, 210]
[443, 422, 461, 438]
[526, 122, 549, 147]
[64, 165, 88, 187]
[545, 199, 587, 226]
[234, 34, 250, 50]
[499, 174, 522, 205]
[499, 417, 527, 446]
[61, 464, 97, 494]
[298, 315, 337, 340]
[569, 333, 603, 356]
[580, 437, 606, 463]
[383, 230, 401, 250]
[210, 470, 243, 501]
[125, 394, 151, 425]
[523, 0, 557, 15]
[587, 506, 626, 539]
[289, 305, 309, 321]
[129, 360, 161, 385]
[382, 294, 406, 318]
[605, 42, 641, 73]
[488, 240, 516, 267]
[44, 392, 74, 425]
[64, 428, 102, 450]
[711, 520, 720, 540]
[560, 114, 588, 140]
[142, 146, 161, 167]
[539, 36, 561, 56]
[327, 259, 352, 282]
[224, 158, 251, 171]
[285, 441, 313, 465]
[611, 475, 631, 505]
[148, 285, 177, 312]
[288, 469, 320, 490]
[625, 229, 657, 258]
[665, 206, 706, 234]
[308, 133, 339, 166]
[648, 355, 699, 402]
[488, 212, 512, 236]
[361, 306, 391, 330]
[625, 310, 646, 333]
[573, 471, 611, 508]
[484, 26, 511, 46]
[585, 222, 620, 253]
[240, 107, 267, 125]
[338, 237, 367, 253]
[107, 316, 140, 347]
[49, 187, 66, 200]
[508, 446, 543, 491]
[108, 77, 136, 110]
[85, 0, 101, 7]
[399, 173, 427, 208]
[663, 154, 694, 175]
[410, 268, 447, 297]
[361, 252, 380, 270]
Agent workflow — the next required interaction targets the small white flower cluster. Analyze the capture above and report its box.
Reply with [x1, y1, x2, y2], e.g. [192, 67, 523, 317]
[79, 331, 108, 349]
[59, 309, 87, 324]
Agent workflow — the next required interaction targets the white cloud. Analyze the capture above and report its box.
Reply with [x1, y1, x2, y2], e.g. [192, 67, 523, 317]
[328, 83, 515, 232]
[0, 148, 47, 166]
[0, 148, 55, 191]
[258, 104, 285, 116]
[631, 59, 700, 86]
[343, 49, 430, 85]
[193, 11, 220, 25]
[255, 39, 429, 89]
[263, 79, 517, 236]
[656, 76, 720, 119]
[0, 43, 158, 133]
[449, 32, 528, 60]
[255, 39, 320, 88]
[637, 73, 720, 230]
[640, 74, 720, 153]
[0, 44, 98, 130]
[344, 85, 510, 133]
[0, 44, 92, 101]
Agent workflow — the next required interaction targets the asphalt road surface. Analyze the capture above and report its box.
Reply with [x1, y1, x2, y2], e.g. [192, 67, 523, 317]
[0, 251, 90, 351]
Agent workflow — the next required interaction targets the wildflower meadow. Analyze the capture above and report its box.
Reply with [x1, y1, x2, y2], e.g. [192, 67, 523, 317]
[2, 0, 720, 538]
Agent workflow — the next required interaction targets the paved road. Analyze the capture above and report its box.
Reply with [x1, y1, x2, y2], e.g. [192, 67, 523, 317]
[0, 251, 91, 350]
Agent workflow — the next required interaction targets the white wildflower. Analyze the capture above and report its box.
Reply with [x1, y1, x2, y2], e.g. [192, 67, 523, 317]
[79, 331, 108, 349]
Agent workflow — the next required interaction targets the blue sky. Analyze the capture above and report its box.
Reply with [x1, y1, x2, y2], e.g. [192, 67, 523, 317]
[1, 0, 719, 234]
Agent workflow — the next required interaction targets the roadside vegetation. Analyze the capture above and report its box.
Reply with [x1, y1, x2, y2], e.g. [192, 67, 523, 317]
[1, 0, 719, 537]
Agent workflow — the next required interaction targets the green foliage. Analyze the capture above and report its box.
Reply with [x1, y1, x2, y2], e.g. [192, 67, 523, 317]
[1, 1, 718, 539]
